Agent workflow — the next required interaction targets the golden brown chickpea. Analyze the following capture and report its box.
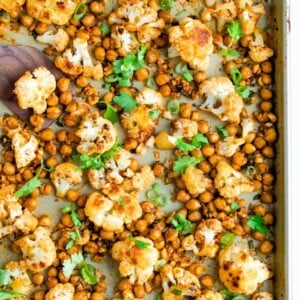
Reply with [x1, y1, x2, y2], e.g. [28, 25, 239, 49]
[179, 103, 192, 119]
[265, 127, 277, 143]
[200, 274, 214, 288]
[100, 230, 115, 240]
[262, 173, 274, 186]
[39, 128, 55, 142]
[35, 22, 48, 35]
[74, 291, 89, 300]
[62, 213, 73, 227]
[240, 35, 253, 47]
[76, 75, 89, 88]
[241, 66, 253, 80]
[146, 49, 158, 64]
[259, 240, 274, 254]
[34, 290, 45, 300]
[260, 101, 273, 112]
[106, 49, 118, 62]
[251, 231, 266, 241]
[260, 88, 273, 100]
[214, 198, 226, 210]
[47, 106, 62, 120]
[264, 212, 274, 225]
[243, 143, 256, 154]
[158, 10, 173, 23]
[186, 199, 201, 211]
[207, 131, 220, 144]
[153, 163, 164, 178]
[225, 124, 238, 136]
[199, 160, 212, 174]
[91, 292, 105, 300]
[3, 162, 16, 175]
[155, 73, 170, 86]
[32, 273, 44, 286]
[135, 219, 148, 233]
[176, 190, 191, 202]
[119, 278, 132, 291]
[124, 138, 138, 151]
[90, 1, 104, 13]
[252, 204, 266, 216]
[94, 47, 106, 61]
[262, 146, 275, 158]
[60, 144, 73, 157]
[66, 189, 80, 202]
[254, 136, 266, 149]
[6, 115, 19, 129]
[25, 197, 38, 211]
[21, 14, 34, 28]
[199, 191, 214, 203]
[150, 228, 162, 241]
[57, 77, 70, 92]
[38, 215, 52, 227]
[134, 284, 146, 298]
[47, 93, 59, 106]
[59, 91, 73, 106]
[232, 152, 247, 166]
[82, 14, 96, 27]
[40, 183, 52, 195]
[194, 71, 207, 83]
[197, 120, 209, 134]
[46, 277, 58, 289]
[224, 60, 237, 74]
[158, 84, 171, 97]
[202, 144, 215, 157]
[261, 61, 273, 73]
[188, 211, 201, 222]
[56, 129, 68, 143]
[135, 67, 149, 81]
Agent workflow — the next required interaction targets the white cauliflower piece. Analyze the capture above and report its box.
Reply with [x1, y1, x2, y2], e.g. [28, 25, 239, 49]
[169, 0, 205, 21]
[241, 116, 255, 138]
[12, 132, 39, 169]
[50, 162, 82, 198]
[112, 236, 159, 284]
[132, 165, 155, 191]
[215, 160, 254, 198]
[168, 18, 213, 71]
[0, 0, 25, 16]
[84, 192, 142, 231]
[15, 226, 56, 272]
[182, 166, 212, 196]
[160, 265, 201, 298]
[252, 292, 274, 300]
[13, 66, 56, 114]
[111, 25, 139, 56]
[136, 87, 164, 109]
[37, 28, 70, 52]
[197, 290, 223, 300]
[76, 111, 117, 155]
[45, 283, 75, 300]
[171, 118, 198, 139]
[14, 209, 39, 234]
[26, 0, 76, 25]
[199, 76, 243, 123]
[55, 38, 103, 79]
[5, 261, 32, 295]
[218, 245, 271, 295]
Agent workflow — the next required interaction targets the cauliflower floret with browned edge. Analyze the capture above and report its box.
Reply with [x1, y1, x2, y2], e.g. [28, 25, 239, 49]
[215, 160, 254, 198]
[132, 165, 155, 191]
[45, 283, 75, 300]
[196, 290, 223, 300]
[252, 292, 274, 300]
[0, 0, 24, 16]
[201, 1, 237, 32]
[169, 18, 214, 71]
[84, 192, 142, 232]
[26, 0, 77, 25]
[218, 245, 271, 295]
[37, 29, 70, 52]
[160, 264, 201, 299]
[76, 111, 117, 155]
[12, 132, 39, 169]
[199, 76, 243, 123]
[112, 236, 159, 284]
[15, 226, 56, 272]
[5, 261, 32, 295]
[111, 25, 139, 56]
[171, 118, 198, 139]
[55, 38, 103, 79]
[136, 87, 164, 109]
[121, 105, 158, 143]
[13, 66, 56, 115]
[50, 162, 83, 198]
[182, 166, 212, 196]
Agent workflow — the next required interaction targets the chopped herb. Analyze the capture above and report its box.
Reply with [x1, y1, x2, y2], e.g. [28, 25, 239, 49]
[104, 83, 111, 89]
[220, 232, 236, 248]
[145, 77, 158, 90]
[119, 198, 126, 207]
[235, 86, 250, 99]
[62, 252, 84, 277]
[182, 71, 194, 82]
[172, 289, 182, 296]
[175, 62, 194, 82]
[103, 104, 119, 124]
[80, 264, 100, 285]
[159, 0, 174, 10]
[227, 20, 243, 41]
[65, 231, 80, 250]
[191, 134, 209, 148]
[62, 204, 82, 227]
[220, 48, 239, 57]
[0, 290, 24, 299]
[0, 269, 11, 285]
[146, 185, 170, 207]
[113, 91, 136, 112]
[175, 138, 196, 152]
[167, 99, 180, 115]
[148, 109, 161, 119]
[73, 3, 88, 20]
[230, 68, 242, 85]
[100, 141, 121, 163]
[170, 213, 195, 235]
[152, 183, 160, 190]
[134, 239, 150, 249]
[173, 156, 204, 174]
[220, 289, 243, 300]
[216, 125, 229, 138]
[175, 9, 187, 17]
[154, 259, 166, 270]
[100, 24, 110, 35]
[247, 215, 270, 235]
[230, 202, 239, 212]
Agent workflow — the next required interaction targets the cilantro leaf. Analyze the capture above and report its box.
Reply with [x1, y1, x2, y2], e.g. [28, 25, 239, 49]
[227, 20, 243, 41]
[247, 215, 270, 235]
[0, 269, 11, 285]
[62, 205, 82, 227]
[148, 109, 161, 119]
[0, 290, 24, 299]
[191, 134, 209, 148]
[62, 252, 84, 277]
[173, 156, 204, 174]
[137, 44, 147, 65]
[172, 289, 182, 296]
[134, 239, 151, 249]
[146, 185, 170, 207]
[230, 68, 242, 85]
[171, 213, 194, 235]
[220, 289, 243, 300]
[220, 232, 236, 248]
[113, 91, 136, 112]
[80, 264, 99, 285]
[14, 176, 42, 198]
[230, 202, 239, 211]
[103, 104, 119, 124]
[100, 141, 121, 163]
[216, 125, 229, 138]
[220, 48, 239, 57]
[65, 231, 80, 250]
[235, 86, 250, 99]
[175, 138, 196, 152]
[159, 0, 174, 10]
[118, 198, 126, 207]
[99, 24, 110, 35]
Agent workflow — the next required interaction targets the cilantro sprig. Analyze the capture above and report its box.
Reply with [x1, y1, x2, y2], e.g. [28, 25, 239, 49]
[173, 156, 204, 174]
[230, 68, 242, 85]
[220, 48, 239, 57]
[235, 86, 250, 99]
[80, 264, 100, 285]
[159, 0, 174, 10]
[220, 232, 236, 248]
[175, 134, 209, 152]
[0, 290, 24, 299]
[113, 91, 136, 112]
[227, 20, 243, 41]
[220, 289, 243, 300]
[170, 213, 195, 235]
[216, 125, 229, 138]
[134, 239, 151, 249]
[247, 215, 270, 235]
[146, 183, 170, 207]
[103, 104, 119, 124]
[62, 204, 82, 227]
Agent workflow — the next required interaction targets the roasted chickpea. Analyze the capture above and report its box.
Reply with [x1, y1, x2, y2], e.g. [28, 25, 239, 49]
[261, 61, 273, 73]
[186, 199, 201, 210]
[3, 162, 16, 175]
[259, 240, 274, 254]
[135, 67, 149, 81]
[155, 74, 170, 86]
[260, 88, 273, 100]
[197, 120, 209, 134]
[25, 197, 38, 211]
[133, 284, 146, 298]
[199, 191, 214, 203]
[74, 291, 89, 300]
[180, 103, 192, 119]
[94, 47, 106, 61]
[38, 215, 52, 227]
[202, 144, 215, 157]
[200, 274, 214, 288]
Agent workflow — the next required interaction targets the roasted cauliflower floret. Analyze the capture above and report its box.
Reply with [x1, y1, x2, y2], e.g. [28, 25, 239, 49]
[136, 87, 164, 109]
[218, 245, 271, 295]
[252, 292, 274, 300]
[12, 132, 39, 169]
[84, 192, 142, 232]
[26, 0, 76, 25]
[37, 29, 70, 52]
[121, 105, 158, 143]
[45, 283, 75, 300]
[50, 162, 83, 198]
[13, 66, 56, 115]
[171, 118, 198, 139]
[5, 261, 33, 295]
[112, 236, 159, 284]
[169, 18, 213, 71]
[75, 111, 117, 155]
[215, 160, 254, 198]
[132, 165, 155, 191]
[197, 290, 223, 300]
[199, 76, 243, 123]
[182, 166, 212, 196]
[55, 38, 103, 79]
[160, 264, 201, 298]
[14, 209, 39, 234]
[15, 226, 56, 272]
[0, 0, 25, 16]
